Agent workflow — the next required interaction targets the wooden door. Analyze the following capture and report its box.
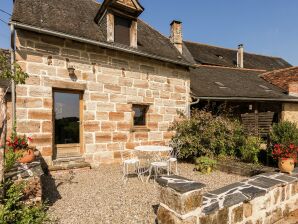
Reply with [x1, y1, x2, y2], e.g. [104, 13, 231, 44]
[53, 90, 83, 158]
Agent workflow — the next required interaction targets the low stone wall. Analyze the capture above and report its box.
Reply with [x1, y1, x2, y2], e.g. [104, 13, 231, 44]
[157, 169, 298, 224]
[4, 160, 44, 204]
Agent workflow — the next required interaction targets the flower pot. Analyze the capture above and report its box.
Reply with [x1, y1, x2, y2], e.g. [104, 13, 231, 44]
[278, 158, 295, 174]
[17, 148, 35, 164]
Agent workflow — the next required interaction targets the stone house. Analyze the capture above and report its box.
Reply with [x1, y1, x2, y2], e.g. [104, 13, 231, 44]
[7, 0, 298, 167]
[10, 0, 194, 167]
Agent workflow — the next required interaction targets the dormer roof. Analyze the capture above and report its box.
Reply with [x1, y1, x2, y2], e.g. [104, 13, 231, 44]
[94, 0, 144, 24]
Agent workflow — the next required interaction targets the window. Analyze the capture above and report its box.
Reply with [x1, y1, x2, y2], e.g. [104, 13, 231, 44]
[54, 91, 81, 144]
[132, 104, 149, 126]
[114, 15, 131, 45]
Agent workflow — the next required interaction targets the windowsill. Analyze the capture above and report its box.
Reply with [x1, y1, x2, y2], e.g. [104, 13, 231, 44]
[130, 126, 150, 132]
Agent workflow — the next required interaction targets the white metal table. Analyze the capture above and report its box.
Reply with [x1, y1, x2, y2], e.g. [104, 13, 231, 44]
[135, 145, 173, 182]
[135, 145, 172, 153]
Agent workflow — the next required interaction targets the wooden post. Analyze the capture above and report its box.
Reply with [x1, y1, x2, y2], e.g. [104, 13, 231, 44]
[0, 87, 7, 183]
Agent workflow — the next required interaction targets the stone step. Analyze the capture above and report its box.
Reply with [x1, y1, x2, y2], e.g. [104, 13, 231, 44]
[53, 156, 85, 165]
[50, 157, 91, 171]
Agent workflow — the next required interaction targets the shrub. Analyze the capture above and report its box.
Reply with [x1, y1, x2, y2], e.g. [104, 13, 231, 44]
[269, 121, 298, 146]
[169, 110, 245, 160]
[4, 149, 22, 171]
[194, 156, 217, 174]
[239, 136, 263, 164]
[0, 182, 48, 224]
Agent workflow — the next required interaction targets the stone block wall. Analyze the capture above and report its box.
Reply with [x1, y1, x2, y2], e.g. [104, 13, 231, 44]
[157, 170, 298, 224]
[14, 29, 190, 166]
[282, 102, 298, 125]
[5, 160, 44, 204]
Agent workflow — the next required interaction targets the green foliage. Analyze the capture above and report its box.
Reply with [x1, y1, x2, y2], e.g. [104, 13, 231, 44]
[269, 121, 298, 146]
[194, 156, 217, 174]
[4, 148, 22, 171]
[239, 136, 263, 164]
[0, 53, 29, 85]
[0, 182, 48, 224]
[170, 110, 245, 160]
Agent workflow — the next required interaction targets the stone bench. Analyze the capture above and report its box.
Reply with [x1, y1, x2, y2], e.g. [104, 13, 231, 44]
[157, 169, 298, 224]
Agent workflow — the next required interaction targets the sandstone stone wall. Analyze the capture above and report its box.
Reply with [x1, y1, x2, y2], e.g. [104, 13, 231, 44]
[281, 102, 298, 125]
[14, 29, 190, 166]
[157, 170, 298, 224]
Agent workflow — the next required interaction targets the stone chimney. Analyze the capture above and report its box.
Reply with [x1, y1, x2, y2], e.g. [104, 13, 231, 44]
[170, 20, 183, 54]
[237, 44, 244, 68]
[288, 83, 298, 97]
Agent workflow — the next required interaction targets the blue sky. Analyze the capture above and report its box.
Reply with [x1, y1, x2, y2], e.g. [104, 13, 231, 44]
[1, 0, 297, 65]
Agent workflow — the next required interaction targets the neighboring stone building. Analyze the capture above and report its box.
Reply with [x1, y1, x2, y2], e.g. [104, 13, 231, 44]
[262, 67, 298, 125]
[10, 0, 194, 167]
[185, 42, 298, 137]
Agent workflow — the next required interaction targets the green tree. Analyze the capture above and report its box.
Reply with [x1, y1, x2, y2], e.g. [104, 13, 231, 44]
[0, 51, 29, 182]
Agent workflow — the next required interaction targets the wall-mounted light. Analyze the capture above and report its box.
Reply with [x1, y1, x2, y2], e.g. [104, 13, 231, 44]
[67, 66, 75, 76]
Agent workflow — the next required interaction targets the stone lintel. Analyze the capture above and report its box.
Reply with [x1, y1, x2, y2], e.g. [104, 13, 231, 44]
[44, 78, 86, 91]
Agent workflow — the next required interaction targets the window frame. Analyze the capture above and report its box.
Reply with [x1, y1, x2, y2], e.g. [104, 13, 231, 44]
[132, 104, 149, 128]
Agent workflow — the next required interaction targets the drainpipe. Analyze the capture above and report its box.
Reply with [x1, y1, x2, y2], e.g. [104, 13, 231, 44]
[10, 23, 16, 132]
[187, 97, 200, 118]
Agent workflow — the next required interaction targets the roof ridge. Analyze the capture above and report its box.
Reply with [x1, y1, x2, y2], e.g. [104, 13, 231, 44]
[262, 66, 298, 76]
[139, 19, 184, 57]
[196, 64, 266, 72]
[138, 19, 169, 41]
[184, 40, 283, 59]
[91, 0, 100, 5]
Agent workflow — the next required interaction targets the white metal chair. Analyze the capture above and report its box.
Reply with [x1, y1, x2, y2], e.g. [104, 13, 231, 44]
[147, 151, 170, 183]
[168, 140, 182, 174]
[120, 150, 142, 183]
[168, 149, 179, 175]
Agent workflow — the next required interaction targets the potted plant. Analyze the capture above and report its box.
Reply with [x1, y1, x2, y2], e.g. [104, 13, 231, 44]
[272, 144, 297, 174]
[195, 156, 217, 174]
[6, 134, 35, 164]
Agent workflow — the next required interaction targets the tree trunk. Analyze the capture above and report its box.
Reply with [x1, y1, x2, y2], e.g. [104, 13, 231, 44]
[0, 87, 7, 183]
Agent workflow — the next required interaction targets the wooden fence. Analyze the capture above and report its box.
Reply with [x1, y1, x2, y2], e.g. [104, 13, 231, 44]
[241, 112, 275, 137]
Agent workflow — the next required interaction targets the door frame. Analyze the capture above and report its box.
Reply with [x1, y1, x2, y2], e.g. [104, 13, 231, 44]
[52, 88, 84, 159]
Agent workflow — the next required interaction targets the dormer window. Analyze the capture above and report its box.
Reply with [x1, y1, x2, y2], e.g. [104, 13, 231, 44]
[114, 15, 131, 45]
[94, 0, 144, 48]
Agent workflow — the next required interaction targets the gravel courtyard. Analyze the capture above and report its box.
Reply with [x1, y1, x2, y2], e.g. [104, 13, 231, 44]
[43, 163, 246, 224]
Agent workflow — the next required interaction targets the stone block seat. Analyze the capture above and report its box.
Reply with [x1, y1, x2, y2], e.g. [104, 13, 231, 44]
[157, 169, 298, 224]
[49, 156, 91, 171]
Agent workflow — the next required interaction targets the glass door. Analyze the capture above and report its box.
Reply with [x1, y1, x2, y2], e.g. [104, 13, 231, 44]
[54, 91, 82, 158]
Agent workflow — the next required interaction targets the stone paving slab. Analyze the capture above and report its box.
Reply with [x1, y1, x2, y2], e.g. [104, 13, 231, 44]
[240, 186, 266, 200]
[210, 182, 245, 195]
[201, 171, 298, 215]
[156, 175, 206, 193]
[275, 174, 298, 183]
[248, 176, 284, 189]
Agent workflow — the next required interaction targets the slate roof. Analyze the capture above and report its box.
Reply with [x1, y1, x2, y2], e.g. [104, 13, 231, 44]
[185, 41, 292, 71]
[190, 66, 298, 101]
[11, 0, 192, 66]
[262, 67, 298, 92]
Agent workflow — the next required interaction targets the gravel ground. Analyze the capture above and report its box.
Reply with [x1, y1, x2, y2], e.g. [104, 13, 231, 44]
[43, 163, 246, 224]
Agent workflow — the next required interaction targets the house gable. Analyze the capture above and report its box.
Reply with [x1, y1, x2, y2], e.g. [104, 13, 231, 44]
[113, 0, 144, 13]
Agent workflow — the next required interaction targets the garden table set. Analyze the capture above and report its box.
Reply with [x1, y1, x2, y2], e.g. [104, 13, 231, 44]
[120, 145, 178, 183]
